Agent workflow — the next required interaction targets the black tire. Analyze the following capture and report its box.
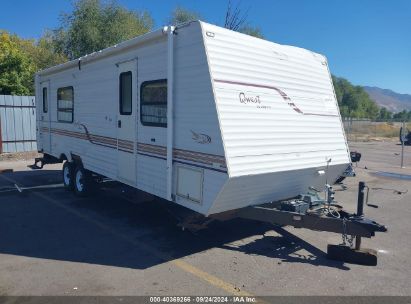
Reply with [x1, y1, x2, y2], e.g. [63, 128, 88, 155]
[62, 161, 75, 191]
[73, 165, 92, 197]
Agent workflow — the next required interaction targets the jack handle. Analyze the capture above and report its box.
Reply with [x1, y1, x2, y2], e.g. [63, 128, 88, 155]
[365, 186, 378, 208]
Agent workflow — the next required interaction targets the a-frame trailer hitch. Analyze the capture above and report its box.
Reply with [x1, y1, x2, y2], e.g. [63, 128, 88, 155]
[234, 182, 387, 266]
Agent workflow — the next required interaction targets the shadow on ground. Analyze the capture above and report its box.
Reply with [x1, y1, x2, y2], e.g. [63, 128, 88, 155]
[222, 226, 349, 270]
[0, 169, 349, 271]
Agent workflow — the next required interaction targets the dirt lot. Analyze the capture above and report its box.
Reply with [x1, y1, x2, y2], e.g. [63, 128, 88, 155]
[0, 142, 410, 296]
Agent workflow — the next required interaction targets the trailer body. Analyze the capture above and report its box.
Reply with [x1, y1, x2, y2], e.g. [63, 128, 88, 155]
[35, 21, 350, 215]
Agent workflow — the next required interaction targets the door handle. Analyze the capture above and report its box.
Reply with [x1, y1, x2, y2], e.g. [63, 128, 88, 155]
[118, 120, 122, 128]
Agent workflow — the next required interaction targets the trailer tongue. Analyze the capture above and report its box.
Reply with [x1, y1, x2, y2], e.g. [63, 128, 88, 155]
[214, 181, 387, 266]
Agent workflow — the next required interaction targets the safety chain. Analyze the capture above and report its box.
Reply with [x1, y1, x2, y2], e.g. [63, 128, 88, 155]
[342, 218, 355, 247]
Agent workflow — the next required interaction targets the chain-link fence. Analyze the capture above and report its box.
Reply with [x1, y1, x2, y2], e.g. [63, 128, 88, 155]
[342, 118, 410, 142]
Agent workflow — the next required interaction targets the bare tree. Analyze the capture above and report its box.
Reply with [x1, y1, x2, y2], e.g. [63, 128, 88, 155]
[167, 1, 264, 38]
[224, 0, 249, 31]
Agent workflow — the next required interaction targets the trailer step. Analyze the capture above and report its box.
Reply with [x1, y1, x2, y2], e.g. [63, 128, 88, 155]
[30, 155, 62, 169]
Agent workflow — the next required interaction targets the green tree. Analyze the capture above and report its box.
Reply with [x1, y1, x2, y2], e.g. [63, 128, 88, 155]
[169, 6, 202, 25]
[51, 0, 153, 59]
[378, 107, 392, 120]
[0, 30, 67, 95]
[13, 32, 67, 72]
[34, 32, 69, 69]
[238, 25, 264, 38]
[393, 110, 409, 121]
[0, 31, 36, 95]
[332, 75, 379, 119]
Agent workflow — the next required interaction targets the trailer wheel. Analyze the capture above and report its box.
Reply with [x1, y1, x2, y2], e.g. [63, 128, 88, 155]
[62, 162, 75, 191]
[73, 166, 92, 197]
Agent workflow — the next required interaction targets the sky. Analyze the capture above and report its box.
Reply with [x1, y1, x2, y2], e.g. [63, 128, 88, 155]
[1, 0, 410, 94]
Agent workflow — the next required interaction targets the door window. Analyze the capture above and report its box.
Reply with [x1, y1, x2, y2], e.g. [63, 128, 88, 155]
[42, 87, 48, 113]
[119, 71, 132, 115]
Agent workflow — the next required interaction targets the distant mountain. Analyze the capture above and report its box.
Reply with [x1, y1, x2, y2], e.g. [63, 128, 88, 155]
[363, 86, 411, 112]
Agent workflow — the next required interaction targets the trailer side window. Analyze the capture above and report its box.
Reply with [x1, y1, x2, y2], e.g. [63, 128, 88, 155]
[119, 71, 132, 115]
[42, 87, 48, 113]
[57, 86, 74, 123]
[140, 80, 167, 127]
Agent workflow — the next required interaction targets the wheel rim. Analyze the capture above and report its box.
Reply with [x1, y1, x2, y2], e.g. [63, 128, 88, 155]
[75, 170, 84, 192]
[63, 166, 71, 186]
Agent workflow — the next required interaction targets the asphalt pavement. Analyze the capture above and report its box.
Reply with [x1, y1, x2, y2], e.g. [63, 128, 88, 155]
[0, 141, 410, 296]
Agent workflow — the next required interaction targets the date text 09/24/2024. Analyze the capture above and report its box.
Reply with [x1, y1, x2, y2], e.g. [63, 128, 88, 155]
[149, 296, 257, 303]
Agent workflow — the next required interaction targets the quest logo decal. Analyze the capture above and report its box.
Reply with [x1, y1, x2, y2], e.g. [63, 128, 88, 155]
[239, 92, 261, 104]
[239, 92, 271, 109]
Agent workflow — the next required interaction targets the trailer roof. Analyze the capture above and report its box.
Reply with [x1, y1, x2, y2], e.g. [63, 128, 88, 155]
[37, 20, 326, 77]
[36, 24, 168, 76]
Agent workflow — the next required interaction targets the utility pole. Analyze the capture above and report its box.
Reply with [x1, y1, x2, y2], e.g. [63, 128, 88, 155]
[401, 121, 405, 168]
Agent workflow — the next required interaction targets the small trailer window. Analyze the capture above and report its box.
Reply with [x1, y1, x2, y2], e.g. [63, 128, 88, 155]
[57, 86, 74, 123]
[42, 87, 48, 113]
[140, 80, 167, 127]
[119, 71, 132, 115]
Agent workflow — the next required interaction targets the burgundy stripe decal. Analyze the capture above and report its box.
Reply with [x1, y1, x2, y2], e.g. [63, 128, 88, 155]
[214, 79, 338, 117]
[138, 143, 226, 167]
[43, 128, 226, 170]
[50, 128, 128, 151]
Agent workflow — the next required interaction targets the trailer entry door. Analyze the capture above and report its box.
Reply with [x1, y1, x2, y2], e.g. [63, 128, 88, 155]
[39, 81, 51, 153]
[117, 60, 137, 185]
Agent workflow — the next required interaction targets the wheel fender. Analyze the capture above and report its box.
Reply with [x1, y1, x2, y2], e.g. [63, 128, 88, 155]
[70, 153, 83, 167]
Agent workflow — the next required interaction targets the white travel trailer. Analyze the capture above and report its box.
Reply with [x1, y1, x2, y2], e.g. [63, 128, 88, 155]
[35, 21, 351, 216]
